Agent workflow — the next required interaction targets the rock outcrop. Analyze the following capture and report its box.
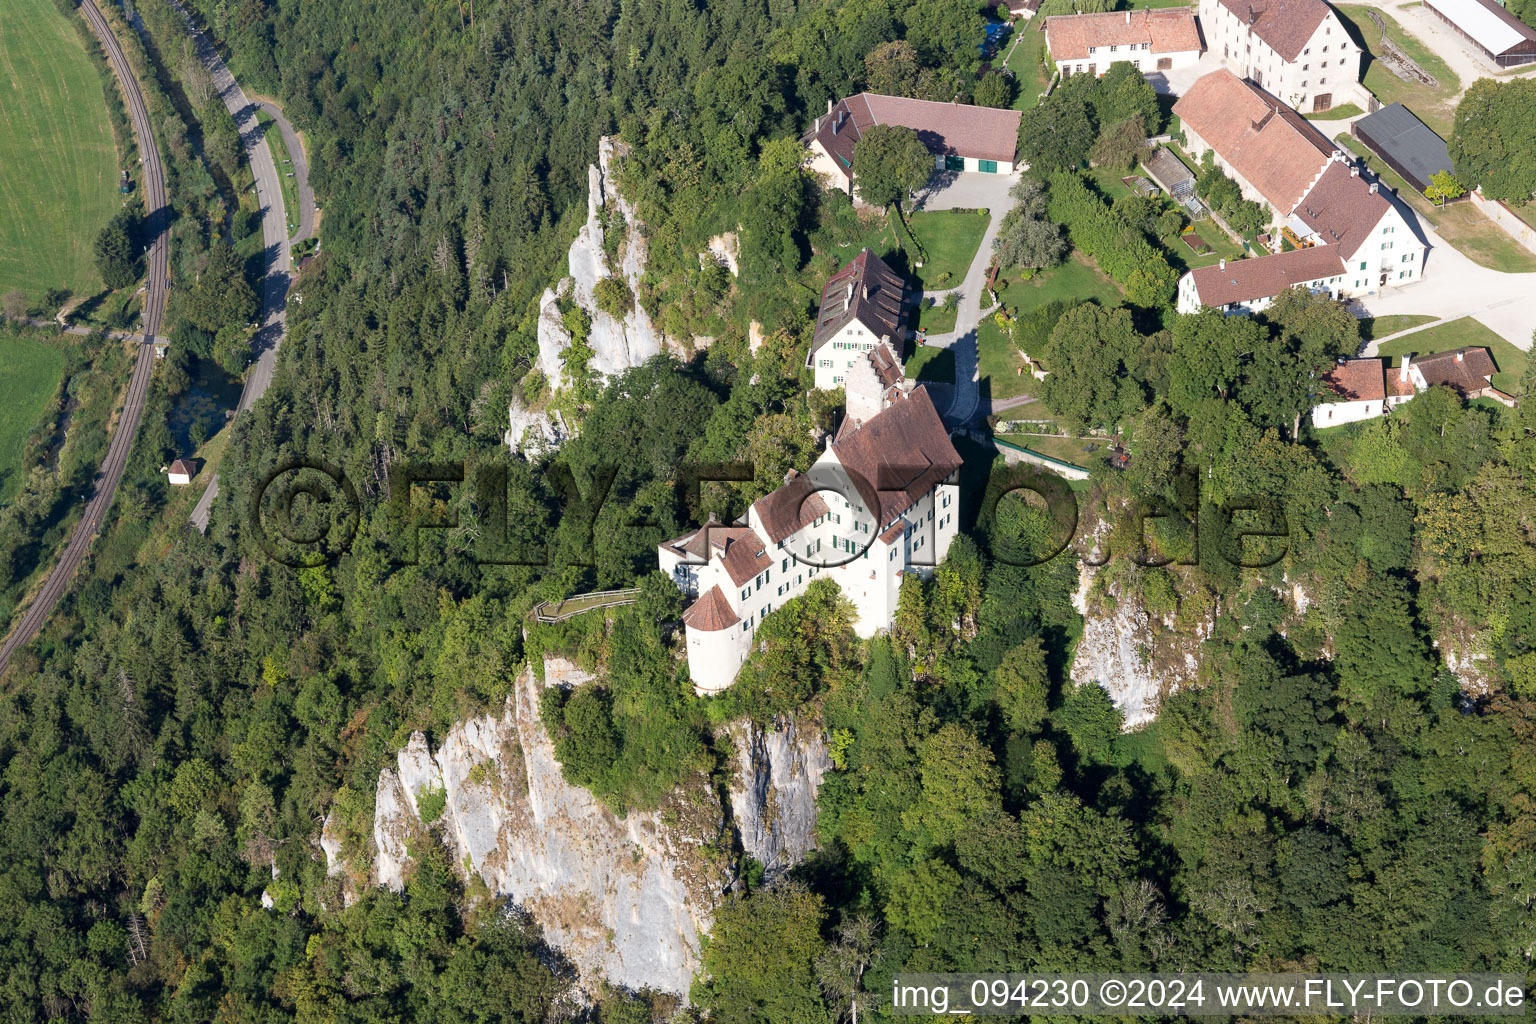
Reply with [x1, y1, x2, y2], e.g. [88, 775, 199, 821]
[364, 658, 830, 997]
[727, 716, 832, 880]
[534, 137, 664, 389]
[1069, 564, 1210, 729]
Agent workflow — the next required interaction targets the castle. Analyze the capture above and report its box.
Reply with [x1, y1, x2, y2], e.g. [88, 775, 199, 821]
[658, 344, 962, 694]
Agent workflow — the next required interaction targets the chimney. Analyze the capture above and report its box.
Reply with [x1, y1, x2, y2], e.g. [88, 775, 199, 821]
[1219, 258, 1226, 270]
[861, 284, 868, 300]
[828, 99, 834, 114]
[1369, 182, 1379, 194]
[1455, 350, 1464, 362]
[1400, 355, 1411, 383]
[846, 281, 855, 304]
[1351, 167, 1359, 177]
[1126, 9, 1131, 22]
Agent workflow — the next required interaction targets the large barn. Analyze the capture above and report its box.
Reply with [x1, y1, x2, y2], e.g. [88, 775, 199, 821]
[1351, 102, 1454, 193]
[1422, 0, 1536, 66]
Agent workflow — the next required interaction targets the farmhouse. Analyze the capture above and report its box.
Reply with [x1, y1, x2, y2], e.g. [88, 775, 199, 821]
[1422, 0, 1536, 66]
[1311, 347, 1514, 426]
[1174, 69, 1426, 303]
[806, 249, 909, 390]
[659, 372, 962, 693]
[804, 93, 1022, 195]
[1351, 103, 1454, 194]
[1176, 247, 1347, 315]
[1198, 0, 1363, 111]
[1046, 8, 1204, 76]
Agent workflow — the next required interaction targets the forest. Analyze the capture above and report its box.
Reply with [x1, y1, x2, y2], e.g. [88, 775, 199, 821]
[0, 0, 1534, 1019]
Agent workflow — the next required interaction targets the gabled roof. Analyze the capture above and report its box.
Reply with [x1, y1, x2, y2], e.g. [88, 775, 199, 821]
[867, 342, 905, 390]
[830, 385, 960, 525]
[1214, 0, 1332, 61]
[752, 473, 831, 544]
[661, 519, 724, 561]
[807, 92, 1022, 175]
[702, 526, 773, 586]
[1352, 103, 1453, 193]
[1319, 358, 1387, 402]
[1188, 246, 1346, 307]
[1142, 147, 1195, 192]
[1412, 347, 1498, 396]
[169, 459, 197, 476]
[682, 585, 739, 632]
[810, 249, 907, 353]
[1291, 162, 1392, 259]
[1424, 0, 1536, 56]
[1173, 70, 1334, 212]
[1044, 8, 1202, 60]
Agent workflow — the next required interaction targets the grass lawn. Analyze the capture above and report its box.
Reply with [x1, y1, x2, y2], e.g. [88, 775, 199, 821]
[1005, 26, 1052, 111]
[1359, 314, 1436, 341]
[993, 251, 1123, 317]
[1304, 103, 1365, 120]
[907, 209, 989, 289]
[1335, 134, 1536, 273]
[1376, 316, 1528, 392]
[914, 298, 958, 334]
[998, 433, 1101, 466]
[0, 335, 68, 505]
[255, 109, 300, 239]
[905, 344, 956, 384]
[0, 0, 121, 303]
[1335, 4, 1461, 138]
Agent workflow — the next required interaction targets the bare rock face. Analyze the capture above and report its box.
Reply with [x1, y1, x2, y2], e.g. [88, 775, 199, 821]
[704, 232, 739, 277]
[1069, 564, 1209, 729]
[727, 717, 831, 880]
[360, 658, 831, 997]
[533, 136, 665, 391]
[504, 394, 570, 459]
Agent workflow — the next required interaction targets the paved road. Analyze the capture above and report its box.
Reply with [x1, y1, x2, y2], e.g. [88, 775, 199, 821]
[0, 0, 168, 678]
[168, 0, 293, 533]
[912, 172, 1020, 427]
[255, 100, 315, 245]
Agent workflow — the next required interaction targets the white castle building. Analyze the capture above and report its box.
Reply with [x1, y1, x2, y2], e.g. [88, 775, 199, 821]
[659, 346, 962, 694]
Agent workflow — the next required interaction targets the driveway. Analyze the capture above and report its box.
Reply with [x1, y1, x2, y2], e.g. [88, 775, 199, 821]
[911, 171, 1021, 426]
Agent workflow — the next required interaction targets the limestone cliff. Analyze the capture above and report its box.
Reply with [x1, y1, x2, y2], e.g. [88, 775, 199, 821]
[1069, 564, 1211, 729]
[535, 137, 664, 390]
[367, 657, 830, 997]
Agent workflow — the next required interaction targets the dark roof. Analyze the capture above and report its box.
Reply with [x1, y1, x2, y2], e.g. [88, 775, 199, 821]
[1188, 246, 1346, 306]
[1292, 162, 1392, 259]
[1215, 0, 1332, 61]
[830, 386, 961, 525]
[1173, 70, 1335, 213]
[867, 342, 904, 389]
[682, 585, 739, 632]
[1413, 347, 1498, 396]
[1319, 358, 1387, 402]
[751, 473, 831, 544]
[810, 249, 908, 354]
[808, 92, 1022, 174]
[1352, 102, 1452, 192]
[1142, 147, 1194, 192]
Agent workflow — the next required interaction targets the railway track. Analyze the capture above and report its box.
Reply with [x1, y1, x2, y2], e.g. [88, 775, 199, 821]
[0, 0, 169, 676]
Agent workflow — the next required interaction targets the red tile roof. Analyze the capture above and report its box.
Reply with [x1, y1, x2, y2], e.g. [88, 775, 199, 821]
[1173, 70, 1334, 213]
[1188, 246, 1345, 307]
[682, 585, 739, 632]
[867, 342, 905, 390]
[808, 92, 1022, 175]
[1292, 161, 1392, 258]
[1319, 358, 1386, 402]
[831, 385, 961, 525]
[751, 474, 831, 544]
[1045, 8, 1202, 60]
[704, 526, 772, 586]
[811, 249, 908, 353]
[1215, 0, 1332, 61]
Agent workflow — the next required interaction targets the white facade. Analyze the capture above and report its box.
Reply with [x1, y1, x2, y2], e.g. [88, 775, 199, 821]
[812, 320, 889, 390]
[1198, 0, 1363, 112]
[1310, 396, 1382, 427]
[1056, 46, 1202, 78]
[661, 386, 962, 695]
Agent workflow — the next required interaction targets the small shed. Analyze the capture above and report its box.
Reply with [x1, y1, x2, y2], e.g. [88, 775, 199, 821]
[1351, 103, 1454, 193]
[167, 459, 199, 486]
